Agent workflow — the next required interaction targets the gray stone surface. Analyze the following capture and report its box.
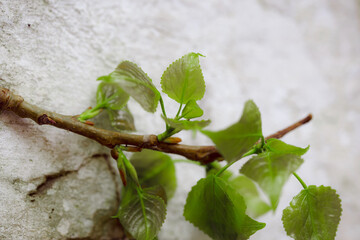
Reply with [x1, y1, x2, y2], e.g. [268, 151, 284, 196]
[1, 0, 359, 239]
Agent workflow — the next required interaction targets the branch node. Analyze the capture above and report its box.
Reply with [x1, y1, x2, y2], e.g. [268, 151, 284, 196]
[37, 114, 56, 125]
[0, 88, 23, 112]
[141, 134, 158, 148]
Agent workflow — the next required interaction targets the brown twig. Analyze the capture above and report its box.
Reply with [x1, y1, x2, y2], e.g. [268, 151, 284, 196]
[264, 114, 312, 140]
[0, 87, 312, 164]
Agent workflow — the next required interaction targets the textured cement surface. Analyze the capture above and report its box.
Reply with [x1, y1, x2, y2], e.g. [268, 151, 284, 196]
[1, 0, 359, 239]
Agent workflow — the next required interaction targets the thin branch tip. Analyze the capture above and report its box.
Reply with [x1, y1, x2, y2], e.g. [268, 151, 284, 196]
[264, 113, 313, 141]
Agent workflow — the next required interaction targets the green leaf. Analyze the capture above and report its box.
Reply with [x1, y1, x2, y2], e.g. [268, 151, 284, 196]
[78, 81, 130, 122]
[163, 117, 210, 131]
[282, 185, 342, 240]
[184, 175, 265, 240]
[96, 81, 130, 110]
[144, 184, 168, 205]
[229, 175, 271, 218]
[120, 151, 140, 187]
[161, 52, 205, 104]
[107, 105, 136, 131]
[117, 184, 167, 240]
[181, 100, 204, 119]
[116, 150, 127, 186]
[78, 107, 102, 122]
[111, 61, 161, 113]
[201, 100, 262, 162]
[240, 152, 303, 210]
[130, 150, 177, 199]
[265, 138, 309, 156]
[97, 75, 112, 82]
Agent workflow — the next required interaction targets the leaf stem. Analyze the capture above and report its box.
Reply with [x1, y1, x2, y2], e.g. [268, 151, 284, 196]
[159, 97, 167, 118]
[157, 127, 180, 142]
[78, 103, 105, 122]
[216, 147, 257, 177]
[293, 172, 307, 189]
[159, 97, 172, 132]
[175, 103, 183, 120]
[261, 136, 265, 148]
[158, 102, 185, 141]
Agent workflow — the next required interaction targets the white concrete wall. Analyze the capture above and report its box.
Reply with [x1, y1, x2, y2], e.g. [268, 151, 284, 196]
[1, 0, 359, 239]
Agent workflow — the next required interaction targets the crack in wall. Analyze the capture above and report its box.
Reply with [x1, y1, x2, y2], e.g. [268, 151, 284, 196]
[21, 153, 125, 239]
[28, 169, 78, 197]
[27, 155, 99, 198]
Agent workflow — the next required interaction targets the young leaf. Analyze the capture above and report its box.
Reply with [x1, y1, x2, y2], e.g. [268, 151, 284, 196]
[161, 53, 205, 104]
[163, 117, 210, 131]
[130, 150, 177, 199]
[96, 81, 130, 110]
[121, 151, 140, 187]
[117, 184, 167, 240]
[116, 151, 127, 186]
[265, 138, 309, 156]
[184, 175, 265, 240]
[201, 100, 262, 162]
[240, 152, 303, 210]
[229, 175, 271, 218]
[107, 105, 136, 131]
[181, 100, 204, 119]
[78, 81, 130, 122]
[111, 61, 161, 113]
[97, 75, 112, 82]
[282, 185, 342, 240]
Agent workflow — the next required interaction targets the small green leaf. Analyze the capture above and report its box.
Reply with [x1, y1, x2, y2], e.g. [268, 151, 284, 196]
[181, 100, 204, 119]
[163, 117, 210, 131]
[184, 175, 265, 240]
[96, 81, 130, 110]
[78, 81, 130, 122]
[111, 61, 161, 113]
[130, 150, 177, 199]
[78, 107, 102, 122]
[117, 184, 167, 240]
[118, 150, 140, 187]
[201, 100, 262, 162]
[97, 75, 112, 82]
[229, 175, 271, 218]
[107, 105, 136, 131]
[161, 53, 205, 104]
[117, 151, 127, 186]
[240, 152, 303, 210]
[265, 138, 309, 156]
[282, 185, 342, 240]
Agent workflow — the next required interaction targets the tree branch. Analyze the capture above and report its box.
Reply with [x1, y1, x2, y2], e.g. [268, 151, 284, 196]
[264, 114, 312, 140]
[0, 87, 312, 164]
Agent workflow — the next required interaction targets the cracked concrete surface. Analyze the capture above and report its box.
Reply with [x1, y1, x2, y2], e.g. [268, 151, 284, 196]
[1, 0, 360, 239]
[1, 154, 124, 239]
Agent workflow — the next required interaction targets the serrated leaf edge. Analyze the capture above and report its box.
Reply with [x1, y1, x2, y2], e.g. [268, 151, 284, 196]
[160, 52, 206, 103]
[281, 185, 342, 240]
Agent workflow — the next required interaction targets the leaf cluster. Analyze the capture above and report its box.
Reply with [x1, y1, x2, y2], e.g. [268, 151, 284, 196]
[82, 53, 342, 240]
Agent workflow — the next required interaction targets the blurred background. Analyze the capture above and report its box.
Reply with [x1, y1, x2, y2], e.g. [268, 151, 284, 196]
[1, 0, 359, 239]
